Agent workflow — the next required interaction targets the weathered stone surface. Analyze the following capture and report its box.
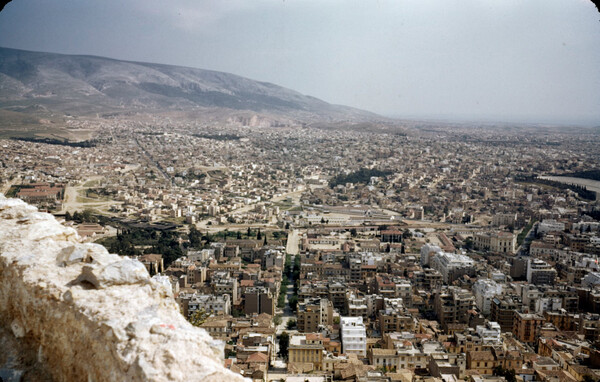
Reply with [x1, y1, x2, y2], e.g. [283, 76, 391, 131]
[56, 243, 114, 267]
[75, 258, 150, 289]
[0, 196, 247, 382]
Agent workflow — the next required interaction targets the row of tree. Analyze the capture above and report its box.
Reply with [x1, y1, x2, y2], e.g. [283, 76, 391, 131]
[329, 168, 393, 188]
[97, 227, 183, 267]
[12, 137, 98, 147]
[514, 175, 596, 201]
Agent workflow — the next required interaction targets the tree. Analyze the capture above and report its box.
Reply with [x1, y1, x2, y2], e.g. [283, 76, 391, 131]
[278, 332, 289, 359]
[188, 226, 201, 248]
[273, 315, 282, 326]
[257, 229, 262, 240]
[350, 228, 357, 237]
[493, 366, 516, 382]
[464, 237, 474, 250]
[289, 295, 298, 312]
[188, 308, 209, 327]
[231, 308, 244, 318]
[65, 211, 72, 221]
[237, 231, 242, 239]
[285, 222, 290, 230]
[286, 319, 296, 330]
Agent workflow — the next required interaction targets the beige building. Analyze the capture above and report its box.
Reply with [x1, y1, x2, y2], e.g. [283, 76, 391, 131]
[370, 348, 398, 371]
[288, 334, 325, 371]
[474, 231, 517, 254]
[467, 350, 496, 375]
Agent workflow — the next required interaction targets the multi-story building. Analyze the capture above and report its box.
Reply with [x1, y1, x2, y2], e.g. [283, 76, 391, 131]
[583, 272, 600, 289]
[262, 249, 284, 269]
[430, 252, 476, 284]
[420, 244, 442, 266]
[414, 268, 443, 291]
[475, 321, 502, 345]
[434, 287, 475, 331]
[534, 297, 562, 315]
[348, 257, 362, 283]
[186, 293, 231, 317]
[212, 272, 238, 302]
[244, 287, 275, 316]
[579, 313, 600, 343]
[564, 234, 589, 252]
[538, 220, 565, 234]
[526, 259, 557, 285]
[473, 231, 517, 254]
[340, 316, 367, 357]
[373, 274, 411, 303]
[288, 334, 325, 371]
[369, 348, 398, 371]
[543, 311, 578, 331]
[512, 312, 544, 344]
[297, 298, 333, 333]
[467, 350, 496, 375]
[329, 281, 347, 311]
[472, 279, 503, 315]
[378, 298, 415, 336]
[447, 332, 483, 355]
[492, 213, 517, 227]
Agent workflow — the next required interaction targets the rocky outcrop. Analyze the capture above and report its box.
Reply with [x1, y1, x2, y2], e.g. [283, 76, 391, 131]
[0, 195, 246, 382]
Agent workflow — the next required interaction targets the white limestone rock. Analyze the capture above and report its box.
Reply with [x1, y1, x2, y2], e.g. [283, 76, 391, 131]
[56, 243, 115, 267]
[151, 275, 174, 298]
[0, 197, 37, 219]
[75, 258, 150, 289]
[0, 196, 247, 382]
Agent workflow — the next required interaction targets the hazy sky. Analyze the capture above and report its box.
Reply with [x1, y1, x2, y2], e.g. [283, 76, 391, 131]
[1, 0, 599, 125]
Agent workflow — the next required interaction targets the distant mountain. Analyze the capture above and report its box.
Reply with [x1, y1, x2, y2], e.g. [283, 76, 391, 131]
[0, 47, 380, 123]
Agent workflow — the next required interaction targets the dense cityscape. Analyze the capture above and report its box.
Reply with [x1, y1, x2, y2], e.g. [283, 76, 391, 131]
[2, 117, 600, 382]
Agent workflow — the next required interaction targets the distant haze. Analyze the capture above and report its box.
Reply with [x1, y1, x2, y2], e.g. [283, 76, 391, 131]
[1, 0, 599, 126]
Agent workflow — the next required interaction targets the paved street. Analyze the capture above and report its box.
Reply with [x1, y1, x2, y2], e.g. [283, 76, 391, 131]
[286, 229, 300, 255]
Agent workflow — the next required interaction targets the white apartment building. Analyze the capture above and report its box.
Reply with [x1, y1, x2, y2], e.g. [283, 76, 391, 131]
[430, 252, 476, 283]
[475, 321, 501, 344]
[420, 243, 442, 266]
[535, 297, 562, 315]
[538, 219, 566, 234]
[187, 249, 214, 262]
[187, 293, 231, 316]
[527, 259, 557, 285]
[340, 316, 367, 357]
[472, 279, 503, 315]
